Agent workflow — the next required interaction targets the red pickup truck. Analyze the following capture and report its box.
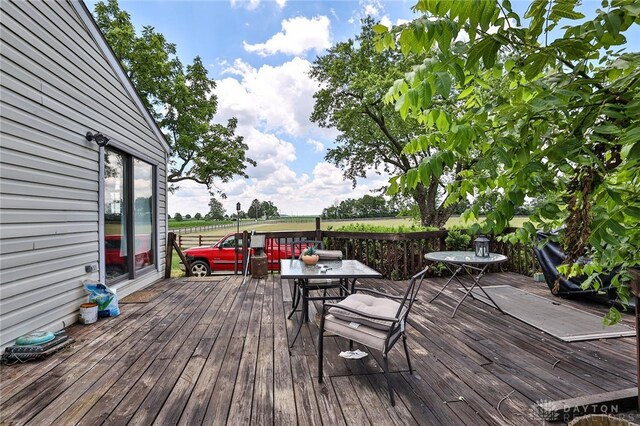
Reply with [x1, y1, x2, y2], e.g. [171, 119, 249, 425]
[180, 234, 293, 277]
[105, 234, 152, 278]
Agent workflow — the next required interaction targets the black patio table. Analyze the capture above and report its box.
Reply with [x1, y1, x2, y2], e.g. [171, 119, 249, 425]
[280, 259, 383, 348]
[424, 251, 508, 318]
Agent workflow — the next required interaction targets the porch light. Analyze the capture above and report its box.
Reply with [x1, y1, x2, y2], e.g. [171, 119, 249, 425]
[86, 131, 110, 147]
[474, 235, 490, 257]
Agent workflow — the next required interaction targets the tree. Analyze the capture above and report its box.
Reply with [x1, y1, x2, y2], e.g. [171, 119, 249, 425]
[383, 0, 639, 321]
[322, 195, 398, 219]
[260, 201, 280, 219]
[310, 18, 469, 227]
[194, 212, 202, 220]
[185, 214, 191, 219]
[206, 198, 226, 220]
[94, 0, 255, 192]
[247, 199, 261, 220]
[173, 212, 183, 222]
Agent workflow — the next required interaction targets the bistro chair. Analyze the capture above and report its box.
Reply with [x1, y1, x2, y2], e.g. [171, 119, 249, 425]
[287, 240, 346, 348]
[317, 266, 429, 406]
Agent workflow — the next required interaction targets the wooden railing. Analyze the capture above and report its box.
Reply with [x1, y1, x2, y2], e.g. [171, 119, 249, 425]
[322, 228, 535, 279]
[227, 222, 538, 280]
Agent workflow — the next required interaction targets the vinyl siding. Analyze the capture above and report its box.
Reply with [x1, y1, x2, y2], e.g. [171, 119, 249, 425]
[0, 0, 168, 347]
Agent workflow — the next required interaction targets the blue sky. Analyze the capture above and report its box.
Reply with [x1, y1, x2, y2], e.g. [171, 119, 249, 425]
[89, 0, 640, 217]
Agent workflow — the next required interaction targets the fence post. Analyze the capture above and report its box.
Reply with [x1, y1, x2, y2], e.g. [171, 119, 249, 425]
[165, 232, 175, 278]
[178, 234, 182, 248]
[242, 230, 249, 275]
[199, 235, 202, 246]
[315, 217, 321, 241]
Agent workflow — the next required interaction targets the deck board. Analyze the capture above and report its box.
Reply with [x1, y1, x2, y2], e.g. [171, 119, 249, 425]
[0, 272, 636, 425]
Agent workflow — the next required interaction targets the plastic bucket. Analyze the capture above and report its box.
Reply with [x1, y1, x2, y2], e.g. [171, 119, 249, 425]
[79, 302, 98, 324]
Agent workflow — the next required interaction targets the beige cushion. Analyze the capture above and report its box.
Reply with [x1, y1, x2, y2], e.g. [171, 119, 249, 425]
[328, 294, 403, 330]
[316, 249, 343, 260]
[323, 314, 401, 352]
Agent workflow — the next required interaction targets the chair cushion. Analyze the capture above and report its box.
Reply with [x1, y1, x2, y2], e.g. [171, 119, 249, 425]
[328, 293, 403, 330]
[316, 249, 343, 260]
[323, 314, 400, 352]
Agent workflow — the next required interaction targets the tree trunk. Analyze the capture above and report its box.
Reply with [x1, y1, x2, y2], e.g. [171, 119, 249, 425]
[413, 179, 457, 228]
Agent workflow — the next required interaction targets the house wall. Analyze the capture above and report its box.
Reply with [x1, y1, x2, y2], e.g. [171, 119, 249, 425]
[0, 0, 168, 347]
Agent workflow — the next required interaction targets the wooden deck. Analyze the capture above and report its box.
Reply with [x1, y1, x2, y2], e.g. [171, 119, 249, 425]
[0, 272, 636, 425]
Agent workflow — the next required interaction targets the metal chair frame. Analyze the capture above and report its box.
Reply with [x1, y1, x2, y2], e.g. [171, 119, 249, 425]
[317, 266, 429, 406]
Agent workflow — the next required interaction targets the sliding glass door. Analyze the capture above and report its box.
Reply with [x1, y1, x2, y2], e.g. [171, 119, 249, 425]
[103, 148, 155, 283]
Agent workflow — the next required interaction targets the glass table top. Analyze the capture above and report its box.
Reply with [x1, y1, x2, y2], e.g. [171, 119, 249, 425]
[424, 251, 508, 264]
[280, 259, 382, 279]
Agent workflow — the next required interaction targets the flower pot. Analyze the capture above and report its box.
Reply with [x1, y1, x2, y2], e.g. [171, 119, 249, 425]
[301, 254, 319, 265]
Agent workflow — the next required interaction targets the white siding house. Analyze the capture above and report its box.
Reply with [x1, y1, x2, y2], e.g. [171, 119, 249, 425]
[0, 0, 170, 348]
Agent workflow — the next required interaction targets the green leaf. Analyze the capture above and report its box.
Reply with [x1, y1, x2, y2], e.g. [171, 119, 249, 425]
[458, 86, 474, 99]
[594, 123, 621, 135]
[603, 11, 622, 38]
[625, 206, 640, 218]
[419, 81, 433, 108]
[603, 307, 621, 326]
[407, 88, 420, 110]
[606, 189, 624, 204]
[431, 157, 443, 179]
[523, 52, 548, 80]
[419, 161, 432, 184]
[396, 93, 410, 119]
[550, 1, 585, 21]
[621, 127, 640, 145]
[434, 72, 452, 97]
[450, 62, 466, 85]
[387, 177, 399, 195]
[373, 24, 388, 34]
[606, 219, 626, 235]
[435, 111, 450, 132]
[406, 168, 419, 189]
[504, 58, 515, 72]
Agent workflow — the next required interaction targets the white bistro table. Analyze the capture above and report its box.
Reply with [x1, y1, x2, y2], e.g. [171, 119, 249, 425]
[424, 251, 508, 318]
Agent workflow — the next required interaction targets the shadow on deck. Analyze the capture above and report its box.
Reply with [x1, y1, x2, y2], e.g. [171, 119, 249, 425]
[0, 272, 636, 425]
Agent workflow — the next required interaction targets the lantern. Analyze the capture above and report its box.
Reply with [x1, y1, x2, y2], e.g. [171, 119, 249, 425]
[474, 235, 490, 257]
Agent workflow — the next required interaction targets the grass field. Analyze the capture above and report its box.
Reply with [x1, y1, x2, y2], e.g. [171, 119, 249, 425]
[187, 216, 529, 238]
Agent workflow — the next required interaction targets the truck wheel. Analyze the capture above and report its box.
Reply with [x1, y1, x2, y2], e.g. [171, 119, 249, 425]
[190, 260, 210, 277]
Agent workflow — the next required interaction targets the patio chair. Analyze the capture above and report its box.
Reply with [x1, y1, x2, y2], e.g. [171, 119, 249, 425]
[317, 266, 429, 406]
[287, 240, 346, 347]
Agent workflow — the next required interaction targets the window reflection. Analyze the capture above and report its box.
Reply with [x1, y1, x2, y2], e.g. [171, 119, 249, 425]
[134, 159, 153, 270]
[104, 150, 128, 280]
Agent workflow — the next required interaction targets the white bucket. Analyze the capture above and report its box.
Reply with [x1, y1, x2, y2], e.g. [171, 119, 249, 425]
[79, 302, 98, 324]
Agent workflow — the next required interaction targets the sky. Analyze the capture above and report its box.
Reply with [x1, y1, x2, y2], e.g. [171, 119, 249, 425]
[88, 0, 640, 217]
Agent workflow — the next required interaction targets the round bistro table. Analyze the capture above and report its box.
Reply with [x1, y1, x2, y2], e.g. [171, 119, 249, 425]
[424, 251, 508, 318]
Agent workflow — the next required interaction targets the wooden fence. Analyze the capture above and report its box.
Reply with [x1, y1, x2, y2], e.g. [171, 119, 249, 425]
[322, 228, 536, 279]
[196, 222, 537, 280]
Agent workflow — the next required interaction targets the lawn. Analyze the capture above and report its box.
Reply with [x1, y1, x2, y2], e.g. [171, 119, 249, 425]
[186, 216, 529, 238]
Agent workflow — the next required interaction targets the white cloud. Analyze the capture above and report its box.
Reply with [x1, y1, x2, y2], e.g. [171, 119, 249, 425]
[307, 139, 325, 153]
[380, 15, 409, 29]
[230, 0, 261, 11]
[275, 0, 286, 8]
[364, 3, 379, 17]
[168, 161, 391, 217]
[243, 16, 332, 57]
[350, 0, 384, 23]
[217, 57, 335, 139]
